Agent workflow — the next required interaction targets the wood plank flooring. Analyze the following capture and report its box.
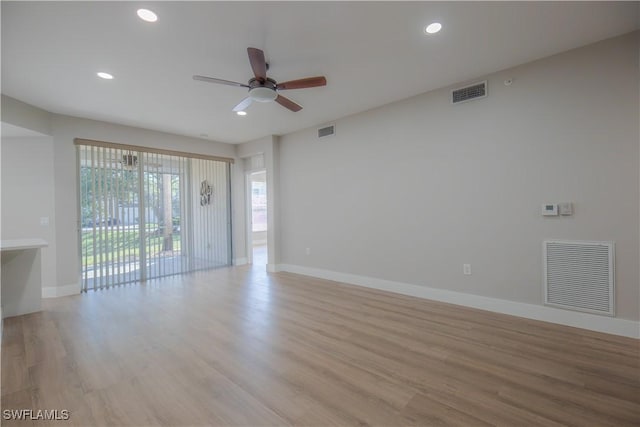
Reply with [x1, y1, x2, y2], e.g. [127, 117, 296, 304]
[1, 263, 639, 426]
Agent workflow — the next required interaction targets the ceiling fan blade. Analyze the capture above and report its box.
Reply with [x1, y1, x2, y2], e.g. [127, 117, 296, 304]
[275, 95, 302, 112]
[232, 97, 254, 112]
[276, 76, 327, 90]
[247, 47, 267, 82]
[193, 75, 249, 88]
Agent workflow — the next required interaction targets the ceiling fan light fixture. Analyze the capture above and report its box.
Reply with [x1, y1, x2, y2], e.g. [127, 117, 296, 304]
[97, 72, 114, 79]
[236, 111, 247, 116]
[249, 86, 278, 102]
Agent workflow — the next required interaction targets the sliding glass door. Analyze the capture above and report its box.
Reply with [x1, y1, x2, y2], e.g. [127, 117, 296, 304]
[138, 151, 189, 282]
[77, 143, 231, 291]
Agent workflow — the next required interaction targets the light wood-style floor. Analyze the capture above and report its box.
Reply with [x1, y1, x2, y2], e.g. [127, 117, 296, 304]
[2, 262, 639, 426]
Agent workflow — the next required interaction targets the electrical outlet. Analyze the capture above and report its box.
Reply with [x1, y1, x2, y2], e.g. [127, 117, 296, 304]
[40, 217, 49, 226]
[463, 264, 471, 275]
[305, 247, 311, 255]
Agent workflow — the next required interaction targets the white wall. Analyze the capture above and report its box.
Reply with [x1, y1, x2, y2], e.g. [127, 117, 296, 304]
[1, 137, 57, 291]
[49, 115, 237, 292]
[1, 96, 52, 136]
[278, 32, 640, 322]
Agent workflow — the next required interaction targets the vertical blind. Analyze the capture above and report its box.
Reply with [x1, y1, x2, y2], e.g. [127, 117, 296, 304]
[76, 140, 232, 291]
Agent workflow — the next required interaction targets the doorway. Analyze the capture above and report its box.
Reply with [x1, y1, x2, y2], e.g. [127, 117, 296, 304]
[247, 171, 268, 266]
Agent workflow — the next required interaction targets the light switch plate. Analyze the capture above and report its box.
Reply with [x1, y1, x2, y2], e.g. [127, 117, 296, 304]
[558, 202, 573, 216]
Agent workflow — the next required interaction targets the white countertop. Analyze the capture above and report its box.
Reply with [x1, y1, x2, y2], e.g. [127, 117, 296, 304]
[1, 239, 49, 251]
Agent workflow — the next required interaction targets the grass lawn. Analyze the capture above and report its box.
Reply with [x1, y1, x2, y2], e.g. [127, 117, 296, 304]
[81, 227, 181, 267]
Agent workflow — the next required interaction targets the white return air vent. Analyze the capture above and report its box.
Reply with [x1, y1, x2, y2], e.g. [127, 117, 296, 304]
[318, 124, 335, 138]
[543, 240, 614, 316]
[452, 81, 487, 104]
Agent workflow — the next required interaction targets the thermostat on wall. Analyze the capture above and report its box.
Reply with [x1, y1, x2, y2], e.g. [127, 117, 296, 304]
[542, 204, 558, 216]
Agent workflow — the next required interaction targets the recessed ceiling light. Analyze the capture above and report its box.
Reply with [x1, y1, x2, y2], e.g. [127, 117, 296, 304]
[236, 111, 247, 116]
[97, 72, 114, 80]
[425, 22, 442, 34]
[137, 8, 158, 22]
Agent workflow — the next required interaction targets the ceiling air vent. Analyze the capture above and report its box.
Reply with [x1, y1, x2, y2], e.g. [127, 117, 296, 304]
[318, 125, 335, 138]
[452, 81, 487, 104]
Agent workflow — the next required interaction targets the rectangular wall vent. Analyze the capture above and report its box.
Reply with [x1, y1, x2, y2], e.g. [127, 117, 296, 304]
[543, 240, 614, 316]
[318, 125, 335, 138]
[452, 81, 487, 104]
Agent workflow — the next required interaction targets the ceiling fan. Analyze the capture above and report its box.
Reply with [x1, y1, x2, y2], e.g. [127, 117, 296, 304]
[193, 47, 327, 113]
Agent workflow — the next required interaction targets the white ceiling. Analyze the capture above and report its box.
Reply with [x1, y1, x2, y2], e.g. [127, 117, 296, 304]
[2, 2, 638, 144]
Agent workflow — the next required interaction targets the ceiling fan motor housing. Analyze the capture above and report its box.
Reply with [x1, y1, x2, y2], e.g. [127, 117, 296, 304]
[248, 78, 277, 102]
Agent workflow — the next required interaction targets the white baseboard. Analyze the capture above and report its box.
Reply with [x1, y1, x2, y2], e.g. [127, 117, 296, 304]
[266, 263, 281, 273]
[277, 264, 640, 339]
[233, 257, 248, 266]
[42, 282, 81, 298]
